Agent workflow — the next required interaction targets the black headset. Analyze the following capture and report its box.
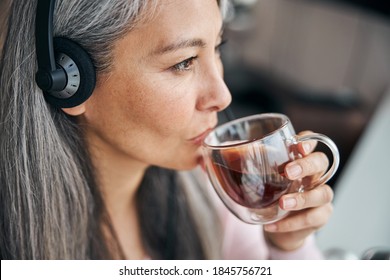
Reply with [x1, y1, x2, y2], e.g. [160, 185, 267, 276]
[35, 0, 96, 108]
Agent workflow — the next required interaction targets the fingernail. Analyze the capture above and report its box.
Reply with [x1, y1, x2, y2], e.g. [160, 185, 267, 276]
[303, 143, 311, 154]
[286, 164, 302, 179]
[283, 197, 297, 210]
[264, 224, 277, 232]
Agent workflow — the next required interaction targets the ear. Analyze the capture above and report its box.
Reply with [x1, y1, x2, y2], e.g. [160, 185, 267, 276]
[61, 103, 86, 116]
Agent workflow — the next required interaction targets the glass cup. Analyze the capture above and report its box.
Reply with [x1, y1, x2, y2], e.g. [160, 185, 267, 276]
[202, 113, 340, 224]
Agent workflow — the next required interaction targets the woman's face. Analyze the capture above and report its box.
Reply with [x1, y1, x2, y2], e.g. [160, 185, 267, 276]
[79, 0, 231, 170]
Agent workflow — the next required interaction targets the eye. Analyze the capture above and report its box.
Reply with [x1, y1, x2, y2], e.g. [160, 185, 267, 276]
[171, 56, 197, 72]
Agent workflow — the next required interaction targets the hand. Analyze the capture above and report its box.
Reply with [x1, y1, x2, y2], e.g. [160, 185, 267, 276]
[263, 131, 334, 251]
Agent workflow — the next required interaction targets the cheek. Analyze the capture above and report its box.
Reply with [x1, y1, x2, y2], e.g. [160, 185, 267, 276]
[132, 78, 197, 135]
[84, 75, 200, 169]
[148, 99, 194, 133]
[129, 87, 201, 168]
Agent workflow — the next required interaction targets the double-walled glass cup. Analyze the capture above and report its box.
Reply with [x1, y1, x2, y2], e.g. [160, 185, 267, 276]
[202, 113, 340, 224]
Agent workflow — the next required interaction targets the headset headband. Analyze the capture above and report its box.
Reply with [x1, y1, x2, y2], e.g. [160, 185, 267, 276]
[36, 0, 55, 73]
[35, 0, 67, 92]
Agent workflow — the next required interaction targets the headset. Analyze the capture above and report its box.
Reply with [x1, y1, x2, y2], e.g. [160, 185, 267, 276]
[35, 0, 96, 108]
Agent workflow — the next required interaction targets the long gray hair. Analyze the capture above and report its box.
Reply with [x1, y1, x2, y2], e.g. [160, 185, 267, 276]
[0, 0, 229, 259]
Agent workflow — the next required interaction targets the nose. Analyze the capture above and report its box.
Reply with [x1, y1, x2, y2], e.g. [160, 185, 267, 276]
[196, 62, 232, 113]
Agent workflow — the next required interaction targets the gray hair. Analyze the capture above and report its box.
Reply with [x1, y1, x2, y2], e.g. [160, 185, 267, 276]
[0, 0, 11, 56]
[0, 0, 229, 259]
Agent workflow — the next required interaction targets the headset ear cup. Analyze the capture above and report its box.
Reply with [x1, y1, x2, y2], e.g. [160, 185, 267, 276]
[44, 37, 96, 108]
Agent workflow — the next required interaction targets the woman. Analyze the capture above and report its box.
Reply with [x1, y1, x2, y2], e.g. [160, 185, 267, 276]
[0, 0, 333, 259]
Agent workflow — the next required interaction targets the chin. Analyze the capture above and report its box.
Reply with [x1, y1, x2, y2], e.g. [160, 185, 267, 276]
[161, 147, 203, 171]
[176, 161, 199, 171]
[169, 156, 201, 171]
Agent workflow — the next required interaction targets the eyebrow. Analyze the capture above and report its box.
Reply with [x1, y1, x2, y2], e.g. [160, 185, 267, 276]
[151, 38, 207, 56]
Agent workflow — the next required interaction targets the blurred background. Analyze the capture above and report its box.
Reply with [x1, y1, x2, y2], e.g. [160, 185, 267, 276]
[220, 0, 390, 259]
[221, 0, 390, 185]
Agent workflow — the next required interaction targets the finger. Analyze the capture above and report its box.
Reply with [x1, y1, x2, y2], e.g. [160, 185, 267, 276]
[280, 184, 334, 210]
[296, 131, 317, 155]
[264, 227, 314, 250]
[264, 203, 333, 233]
[285, 152, 329, 180]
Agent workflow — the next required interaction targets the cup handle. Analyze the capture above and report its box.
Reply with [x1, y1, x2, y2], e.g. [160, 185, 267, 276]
[294, 133, 340, 187]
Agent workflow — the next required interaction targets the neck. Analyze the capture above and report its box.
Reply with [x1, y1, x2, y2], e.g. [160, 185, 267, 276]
[90, 144, 146, 212]
[85, 131, 148, 259]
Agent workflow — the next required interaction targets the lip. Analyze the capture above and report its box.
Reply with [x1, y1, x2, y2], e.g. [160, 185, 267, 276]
[188, 127, 214, 146]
